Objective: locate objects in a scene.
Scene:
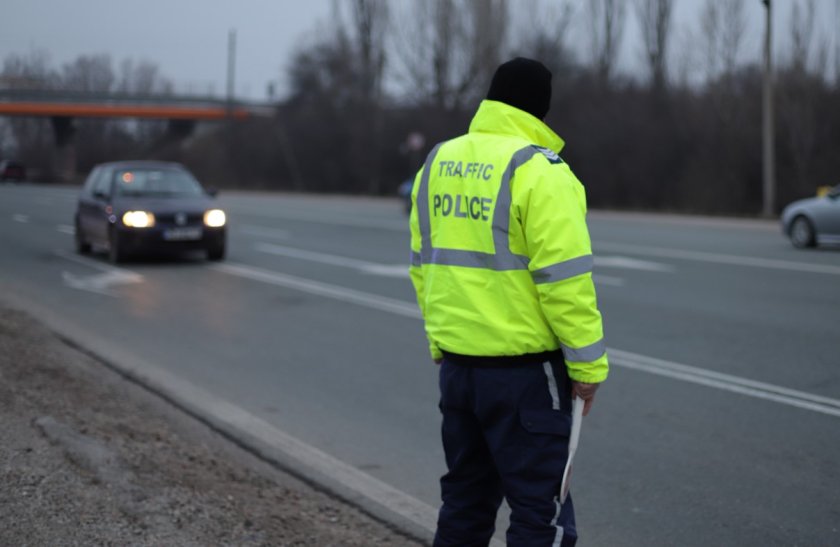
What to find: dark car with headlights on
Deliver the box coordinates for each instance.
[74,161,226,263]
[780,184,840,248]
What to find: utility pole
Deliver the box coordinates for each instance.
[761,0,775,217]
[226,28,237,116]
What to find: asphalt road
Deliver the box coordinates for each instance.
[1,183,838,546]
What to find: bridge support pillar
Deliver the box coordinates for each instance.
[50,116,76,182]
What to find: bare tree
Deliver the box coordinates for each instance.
[587,0,626,82]
[61,54,114,93]
[720,0,745,78]
[344,0,390,193]
[635,0,674,90]
[287,31,356,106]
[790,0,815,73]
[700,0,721,80]
[700,0,745,82]
[780,0,824,194]
[469,0,507,91]
[430,0,459,108]
[1,49,58,89]
[291,2,388,107]
[513,0,576,76]
[392,0,508,110]
[345,0,389,104]
[285,2,393,193]
[116,59,173,95]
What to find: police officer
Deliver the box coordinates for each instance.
[409,58,609,546]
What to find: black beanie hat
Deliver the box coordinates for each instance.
[486,57,552,120]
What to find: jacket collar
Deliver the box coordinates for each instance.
[468,100,565,153]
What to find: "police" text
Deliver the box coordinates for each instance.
[433,194,492,221]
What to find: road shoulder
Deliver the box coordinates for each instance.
[0,304,423,546]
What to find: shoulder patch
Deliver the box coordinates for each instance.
[531,145,564,164]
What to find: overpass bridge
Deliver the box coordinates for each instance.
[0,89,274,180]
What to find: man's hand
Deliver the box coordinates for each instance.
[571,381,600,416]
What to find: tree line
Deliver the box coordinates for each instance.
[2,0,839,214]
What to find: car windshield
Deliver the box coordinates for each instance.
[114,169,204,197]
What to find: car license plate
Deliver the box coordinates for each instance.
[163,227,202,241]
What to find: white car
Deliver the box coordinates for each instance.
[781,185,840,248]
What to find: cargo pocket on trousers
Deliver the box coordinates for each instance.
[520,409,572,437]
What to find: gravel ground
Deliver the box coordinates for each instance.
[0,305,425,546]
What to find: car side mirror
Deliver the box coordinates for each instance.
[206,188,219,197]
[93,190,108,200]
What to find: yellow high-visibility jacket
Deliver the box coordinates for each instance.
[409,100,608,383]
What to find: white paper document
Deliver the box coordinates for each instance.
[560,396,584,504]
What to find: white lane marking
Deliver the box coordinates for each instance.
[817,234,840,245]
[61,270,143,295]
[55,251,143,295]
[595,255,674,273]
[256,242,382,270]
[588,210,778,232]
[238,225,290,240]
[610,349,840,418]
[594,274,625,287]
[595,242,840,275]
[233,206,407,231]
[12,214,30,223]
[359,264,412,278]
[215,263,421,319]
[216,262,840,419]
[256,242,412,279]
[57,224,75,235]
[257,242,626,285]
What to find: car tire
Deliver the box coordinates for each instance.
[207,244,226,261]
[790,216,816,248]
[75,219,91,255]
[109,229,127,263]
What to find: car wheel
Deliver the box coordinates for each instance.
[75,219,91,254]
[790,216,816,248]
[109,229,127,263]
[207,244,226,261]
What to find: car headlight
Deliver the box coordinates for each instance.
[204,209,226,227]
[122,211,155,228]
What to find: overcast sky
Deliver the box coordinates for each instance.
[1,0,838,100]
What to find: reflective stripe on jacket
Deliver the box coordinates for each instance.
[409,100,608,383]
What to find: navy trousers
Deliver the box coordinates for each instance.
[434,354,577,547]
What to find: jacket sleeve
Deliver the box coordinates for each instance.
[519,160,608,383]
[408,169,443,361]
